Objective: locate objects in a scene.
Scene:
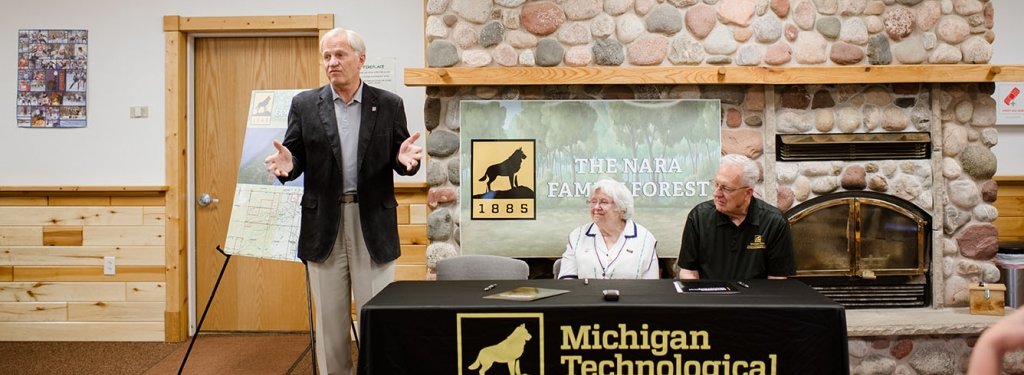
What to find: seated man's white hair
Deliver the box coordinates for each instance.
[720,154,759,188]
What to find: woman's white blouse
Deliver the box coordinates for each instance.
[558,220,659,279]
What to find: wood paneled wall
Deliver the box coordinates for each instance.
[995,176,1024,242]
[0,189,166,341]
[0,184,428,342]
[395,183,429,281]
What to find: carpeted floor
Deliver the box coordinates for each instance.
[0,333,323,375]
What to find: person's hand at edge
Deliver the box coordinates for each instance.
[398,132,423,172]
[968,308,1024,375]
[264,139,293,178]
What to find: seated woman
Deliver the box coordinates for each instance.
[558,178,658,279]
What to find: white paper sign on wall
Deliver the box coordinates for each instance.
[995,82,1024,125]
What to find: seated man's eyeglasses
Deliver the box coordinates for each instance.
[712,181,750,194]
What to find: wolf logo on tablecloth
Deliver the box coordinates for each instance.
[468,323,532,375]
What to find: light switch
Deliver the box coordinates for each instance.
[129,106,149,119]
[103,256,116,275]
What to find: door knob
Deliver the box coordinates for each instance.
[197,193,220,207]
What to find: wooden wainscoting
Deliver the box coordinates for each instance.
[395,182,429,281]
[0,183,427,342]
[0,187,167,341]
[995,176,1024,242]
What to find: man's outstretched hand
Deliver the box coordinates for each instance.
[264,139,294,177]
[398,132,423,172]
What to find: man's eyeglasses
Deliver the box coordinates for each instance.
[586,199,614,208]
[712,181,750,194]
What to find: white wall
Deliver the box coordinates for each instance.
[2,0,1022,185]
[992,0,1024,175]
[0,0,425,185]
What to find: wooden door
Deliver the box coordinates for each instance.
[194,36,319,331]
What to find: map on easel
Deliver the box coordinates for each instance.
[222,89,304,262]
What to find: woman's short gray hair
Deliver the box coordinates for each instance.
[321,28,366,55]
[720,154,760,188]
[590,178,634,220]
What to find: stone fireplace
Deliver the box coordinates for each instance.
[416,0,1018,372]
[768,82,1001,309]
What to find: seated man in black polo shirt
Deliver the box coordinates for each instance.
[677,154,795,280]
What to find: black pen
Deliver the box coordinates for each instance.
[737,281,750,288]
[483,283,497,291]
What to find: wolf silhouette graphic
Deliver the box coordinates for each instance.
[468,323,532,375]
[479,148,527,192]
[253,95,272,115]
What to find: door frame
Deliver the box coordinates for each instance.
[163,14,332,342]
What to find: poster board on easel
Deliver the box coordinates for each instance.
[222,89,304,262]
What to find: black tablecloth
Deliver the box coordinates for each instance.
[357,279,848,375]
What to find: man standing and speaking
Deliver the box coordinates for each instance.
[677,154,795,280]
[264,27,422,375]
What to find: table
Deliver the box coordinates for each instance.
[357,279,848,375]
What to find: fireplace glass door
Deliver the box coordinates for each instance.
[788,195,927,278]
[790,200,852,275]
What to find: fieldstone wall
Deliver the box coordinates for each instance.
[422,81,1004,374]
[849,336,1024,375]
[425,0,994,68]
[418,1,1003,373]
[424,83,1001,305]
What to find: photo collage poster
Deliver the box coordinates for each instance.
[16,29,88,128]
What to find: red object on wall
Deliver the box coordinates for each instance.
[1004,87,1020,105]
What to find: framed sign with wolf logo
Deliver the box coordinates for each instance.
[471,140,536,220]
[460,100,721,258]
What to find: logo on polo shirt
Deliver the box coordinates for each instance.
[457,312,544,375]
[470,139,536,220]
[747,234,767,250]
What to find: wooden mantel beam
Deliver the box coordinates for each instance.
[405,65,1024,86]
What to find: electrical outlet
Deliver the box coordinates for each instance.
[103,256,116,275]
